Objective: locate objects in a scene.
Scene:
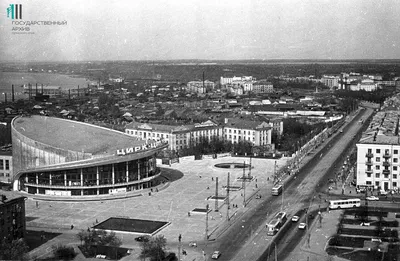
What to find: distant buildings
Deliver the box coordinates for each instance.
[186,81,215,94]
[253,81,274,94]
[0,194,26,242]
[321,75,340,89]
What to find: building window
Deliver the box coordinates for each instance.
[0,160,3,170]
[393,182,397,187]
[376,157,380,162]
[375,181,380,187]
[376,165,380,170]
[366,181,372,185]
[395,150,398,154]
[367,173,372,178]
[394,166,398,171]
[394,174,397,179]
[368,148,372,153]
[376,149,380,153]
[376,173,380,178]
[394,158,398,163]
[5,160,9,170]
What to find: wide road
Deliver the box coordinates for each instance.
[205,107,374,261]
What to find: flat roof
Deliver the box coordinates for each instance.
[13,116,145,156]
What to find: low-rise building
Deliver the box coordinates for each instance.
[253,81,274,93]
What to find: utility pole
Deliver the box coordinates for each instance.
[226,172,230,221]
[215,177,219,212]
[11,85,14,102]
[205,204,209,241]
[243,161,246,207]
[281,183,284,211]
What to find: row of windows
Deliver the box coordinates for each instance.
[365,181,398,187]
[367,148,399,154]
[0,173,10,177]
[367,158,398,163]
[0,160,10,170]
[225,129,255,135]
[367,165,399,171]
[366,173,397,179]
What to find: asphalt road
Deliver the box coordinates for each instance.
[204,107,375,261]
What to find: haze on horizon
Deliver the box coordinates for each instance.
[1,0,399,62]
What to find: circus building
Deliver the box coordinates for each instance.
[11,115,167,198]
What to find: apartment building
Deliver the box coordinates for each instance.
[253,81,274,93]
[125,120,223,151]
[0,150,12,183]
[186,80,215,94]
[125,118,272,151]
[223,118,272,146]
[356,111,400,191]
[0,194,26,242]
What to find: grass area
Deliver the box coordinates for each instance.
[93,217,168,233]
[25,230,62,251]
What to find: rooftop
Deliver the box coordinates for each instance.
[13,116,145,155]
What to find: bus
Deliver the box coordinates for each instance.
[329,198,361,209]
[266,211,287,236]
[271,185,283,196]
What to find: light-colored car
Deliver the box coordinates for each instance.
[211,251,221,259]
[366,196,379,201]
[379,190,388,195]
[298,223,307,229]
[291,215,300,222]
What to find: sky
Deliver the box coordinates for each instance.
[0,0,400,61]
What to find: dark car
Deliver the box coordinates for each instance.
[135,236,150,242]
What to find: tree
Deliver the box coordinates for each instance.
[0,238,29,261]
[76,229,88,246]
[51,244,76,260]
[139,235,167,261]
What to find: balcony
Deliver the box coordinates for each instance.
[365,169,373,174]
[366,152,374,158]
[383,153,391,158]
[383,161,391,167]
[365,161,373,166]
[382,169,390,175]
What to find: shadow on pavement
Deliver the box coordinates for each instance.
[160,168,184,182]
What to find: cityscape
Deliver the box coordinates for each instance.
[1,1,400,261]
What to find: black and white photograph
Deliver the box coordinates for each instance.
[1,0,400,260]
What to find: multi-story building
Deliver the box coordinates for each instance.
[125,120,223,151]
[186,81,215,94]
[253,81,274,93]
[223,118,272,146]
[321,75,340,89]
[0,149,12,184]
[220,76,254,85]
[0,194,26,242]
[349,79,379,92]
[126,118,273,151]
[356,110,400,191]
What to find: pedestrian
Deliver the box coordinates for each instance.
[71,224,74,230]
[188,212,191,217]
[36,201,39,208]
[212,177,214,181]
[96,219,98,223]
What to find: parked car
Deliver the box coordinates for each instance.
[211,251,221,259]
[291,215,300,222]
[379,190,388,195]
[298,223,307,229]
[366,196,379,201]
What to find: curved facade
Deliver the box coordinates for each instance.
[12,116,167,198]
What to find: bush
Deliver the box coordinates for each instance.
[52,244,76,260]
